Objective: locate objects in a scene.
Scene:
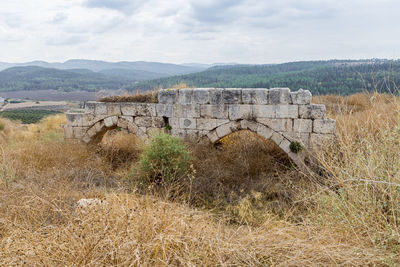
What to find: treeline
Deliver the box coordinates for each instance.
[132,60,400,95]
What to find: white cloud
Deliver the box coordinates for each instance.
[0,0,399,63]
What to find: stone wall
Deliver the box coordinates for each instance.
[64,88,336,165]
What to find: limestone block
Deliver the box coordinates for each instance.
[293,119,313,133]
[171,128,187,139]
[107,103,122,115]
[271,132,284,145]
[299,104,326,119]
[186,130,200,142]
[86,125,98,138]
[180,118,196,129]
[156,104,173,117]
[168,118,180,128]
[196,118,229,130]
[73,127,89,139]
[279,139,291,154]
[222,89,241,104]
[209,88,224,105]
[291,89,312,104]
[257,124,273,139]
[64,125,74,139]
[311,133,335,147]
[128,122,140,135]
[179,89,193,104]
[80,114,105,127]
[216,123,232,138]
[117,116,133,129]
[207,131,219,143]
[268,88,291,104]
[95,102,107,115]
[94,121,104,132]
[229,105,253,120]
[242,88,268,104]
[240,120,259,131]
[193,88,210,104]
[252,105,275,118]
[135,117,153,127]
[152,117,165,128]
[158,89,178,104]
[173,104,200,118]
[66,113,83,127]
[275,105,298,119]
[313,118,336,134]
[200,105,228,119]
[85,102,96,113]
[257,118,292,132]
[104,116,118,127]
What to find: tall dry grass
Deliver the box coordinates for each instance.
[0,93,399,266]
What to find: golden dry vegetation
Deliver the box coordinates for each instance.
[0,93,399,266]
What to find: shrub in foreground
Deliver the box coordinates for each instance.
[132,133,190,189]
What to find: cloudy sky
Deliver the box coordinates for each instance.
[0,0,399,64]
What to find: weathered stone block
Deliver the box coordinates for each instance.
[73,127,89,139]
[179,89,193,104]
[242,88,268,104]
[299,104,326,119]
[85,102,96,113]
[158,89,178,104]
[152,117,165,128]
[200,105,228,119]
[281,132,311,148]
[252,105,275,118]
[180,118,196,129]
[216,123,232,138]
[229,105,253,120]
[257,124,273,139]
[293,119,312,133]
[223,89,241,104]
[171,128,186,139]
[209,88,223,104]
[107,103,122,115]
[66,113,83,127]
[207,131,219,143]
[135,117,153,127]
[240,120,258,131]
[104,116,118,127]
[313,118,336,134]
[173,104,200,118]
[196,118,229,130]
[257,118,292,132]
[275,105,298,119]
[291,89,312,104]
[156,104,173,117]
[193,88,210,104]
[64,125,74,139]
[271,132,284,145]
[147,127,163,136]
[311,133,335,147]
[279,139,291,154]
[95,102,107,115]
[268,88,291,104]
[168,118,180,128]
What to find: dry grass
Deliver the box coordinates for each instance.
[0,93,400,266]
[99,90,159,103]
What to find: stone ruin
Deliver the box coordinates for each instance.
[64,88,336,166]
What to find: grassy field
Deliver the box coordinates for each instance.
[0,93,399,266]
[0,109,61,124]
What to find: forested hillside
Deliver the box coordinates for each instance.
[133,59,400,95]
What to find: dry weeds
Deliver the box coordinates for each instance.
[0,93,399,266]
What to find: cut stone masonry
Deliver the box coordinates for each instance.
[64,88,336,166]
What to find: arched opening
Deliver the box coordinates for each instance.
[188,129,304,216]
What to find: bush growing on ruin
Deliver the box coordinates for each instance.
[132,133,190,190]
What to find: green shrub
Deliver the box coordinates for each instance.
[289,141,302,153]
[133,133,190,188]
[0,109,61,124]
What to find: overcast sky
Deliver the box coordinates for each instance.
[0,0,399,64]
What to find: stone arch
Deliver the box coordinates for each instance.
[82,116,148,145]
[205,120,306,167]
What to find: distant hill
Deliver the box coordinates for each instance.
[0,66,131,92]
[132,59,400,95]
[0,59,206,77]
